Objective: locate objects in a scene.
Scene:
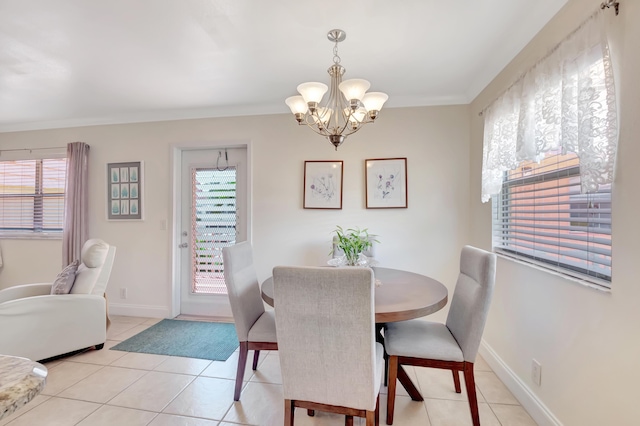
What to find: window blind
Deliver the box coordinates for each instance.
[191,167,237,295]
[492,151,612,286]
[0,159,67,232]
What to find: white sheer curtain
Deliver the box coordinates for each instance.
[481,11,618,202]
[62,142,90,266]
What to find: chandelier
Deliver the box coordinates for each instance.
[285,29,388,150]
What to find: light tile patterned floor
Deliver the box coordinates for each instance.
[1,316,538,426]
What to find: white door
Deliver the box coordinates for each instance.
[179,147,247,317]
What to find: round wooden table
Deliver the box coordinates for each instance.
[260,266,448,402]
[260,266,448,323]
[0,355,48,420]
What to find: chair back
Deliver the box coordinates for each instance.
[445,245,496,363]
[71,239,116,295]
[273,266,377,411]
[222,241,265,342]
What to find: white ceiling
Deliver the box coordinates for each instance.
[0,0,568,133]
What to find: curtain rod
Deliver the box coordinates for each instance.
[0,146,67,155]
[478,2,620,117]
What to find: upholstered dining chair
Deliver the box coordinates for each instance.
[222,241,278,401]
[273,266,383,426]
[384,245,496,426]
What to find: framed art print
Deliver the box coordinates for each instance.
[107,161,143,220]
[365,157,408,209]
[303,160,343,209]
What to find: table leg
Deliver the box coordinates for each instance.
[397,365,423,401]
[375,324,388,386]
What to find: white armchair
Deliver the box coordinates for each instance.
[0,239,116,362]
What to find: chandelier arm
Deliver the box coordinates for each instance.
[336,108,358,135]
[342,124,363,137]
[303,124,330,137]
[301,114,331,137]
[305,110,329,130]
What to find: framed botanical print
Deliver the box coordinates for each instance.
[365,158,408,209]
[303,160,343,209]
[107,161,143,220]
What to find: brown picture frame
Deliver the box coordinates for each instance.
[365,158,408,209]
[303,160,343,209]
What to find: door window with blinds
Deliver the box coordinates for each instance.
[0,158,67,236]
[191,166,237,295]
[492,150,612,286]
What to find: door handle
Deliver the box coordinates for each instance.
[178,243,188,248]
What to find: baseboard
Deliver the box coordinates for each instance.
[108,302,170,318]
[479,341,563,426]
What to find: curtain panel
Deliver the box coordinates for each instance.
[481,11,618,203]
[62,142,90,266]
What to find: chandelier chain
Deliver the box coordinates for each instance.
[333,41,341,65]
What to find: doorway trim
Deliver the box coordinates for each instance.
[169,140,252,318]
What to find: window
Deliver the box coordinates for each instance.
[190,167,237,295]
[492,151,612,285]
[0,158,67,235]
[482,13,617,288]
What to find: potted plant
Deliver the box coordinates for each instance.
[331,226,377,266]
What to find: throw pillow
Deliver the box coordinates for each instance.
[50,259,80,294]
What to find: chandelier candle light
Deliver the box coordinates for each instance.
[285,29,388,150]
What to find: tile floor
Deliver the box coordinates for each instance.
[1,316,539,426]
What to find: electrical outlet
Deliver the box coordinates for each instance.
[120,288,127,299]
[531,359,542,386]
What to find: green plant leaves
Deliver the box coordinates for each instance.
[332,226,376,266]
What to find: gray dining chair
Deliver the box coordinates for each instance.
[384,245,496,426]
[273,266,383,426]
[222,241,278,401]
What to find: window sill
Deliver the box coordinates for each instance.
[494,250,612,294]
[0,232,63,240]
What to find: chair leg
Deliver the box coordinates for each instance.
[234,341,249,401]
[452,369,462,393]
[284,399,294,426]
[384,352,389,386]
[345,415,354,426]
[463,362,480,426]
[252,350,260,370]
[376,324,388,386]
[386,355,399,425]
[375,393,380,426]
[366,409,376,426]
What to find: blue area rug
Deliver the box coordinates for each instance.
[111,319,239,361]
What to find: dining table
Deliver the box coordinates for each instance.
[260,266,448,402]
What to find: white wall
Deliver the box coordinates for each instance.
[0,105,470,323]
[469,1,640,425]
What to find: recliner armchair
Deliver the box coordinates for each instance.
[0,239,116,361]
